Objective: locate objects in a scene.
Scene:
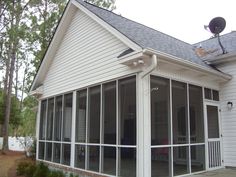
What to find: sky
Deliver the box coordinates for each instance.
[114,0,236,44]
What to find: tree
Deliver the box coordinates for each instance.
[16,96,37,136]
[86,0,116,10]
[1,0,32,152]
[0,0,117,153]
[0,89,22,136]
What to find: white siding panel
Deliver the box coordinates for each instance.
[42,9,134,98]
[218,59,236,167]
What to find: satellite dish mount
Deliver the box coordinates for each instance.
[207,17,227,54]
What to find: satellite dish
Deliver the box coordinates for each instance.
[209,17,226,35]
[204,17,227,54]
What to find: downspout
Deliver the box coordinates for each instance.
[138,54,157,177]
[141,54,158,78]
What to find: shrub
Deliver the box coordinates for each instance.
[16,162,31,175]
[48,170,65,177]
[25,164,37,177]
[69,173,78,177]
[32,162,49,177]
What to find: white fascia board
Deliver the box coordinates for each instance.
[71,0,142,51]
[30,2,77,92]
[144,48,232,81]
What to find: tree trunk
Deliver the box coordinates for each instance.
[2,44,17,152]
[15,55,19,98]
[20,61,28,110]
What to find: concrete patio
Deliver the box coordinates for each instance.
[190,168,236,177]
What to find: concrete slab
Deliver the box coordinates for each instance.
[190,168,236,177]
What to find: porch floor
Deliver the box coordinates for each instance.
[190,168,236,177]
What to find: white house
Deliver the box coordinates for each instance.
[30,0,236,176]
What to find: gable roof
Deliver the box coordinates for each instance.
[31,0,233,92]
[195,31,236,58]
[76,0,209,68]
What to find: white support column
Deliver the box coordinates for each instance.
[36,100,41,160]
[137,73,151,177]
[71,91,77,167]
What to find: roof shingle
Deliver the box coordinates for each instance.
[76,0,210,67]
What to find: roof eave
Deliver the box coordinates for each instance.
[144,48,232,81]
[204,52,236,65]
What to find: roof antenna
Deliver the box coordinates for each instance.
[204,17,227,54]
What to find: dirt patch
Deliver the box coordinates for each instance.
[0,150,26,177]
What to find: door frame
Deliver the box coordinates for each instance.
[204,101,223,170]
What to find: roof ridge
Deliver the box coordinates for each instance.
[82,0,193,47]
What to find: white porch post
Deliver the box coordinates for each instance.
[137,73,151,177]
[36,100,41,160]
[71,91,77,167]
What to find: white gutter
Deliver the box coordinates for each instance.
[140,54,158,78]
[143,48,232,81]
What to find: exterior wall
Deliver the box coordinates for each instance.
[42,8,137,98]
[218,59,236,167]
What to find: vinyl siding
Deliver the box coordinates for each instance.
[218,59,236,167]
[42,9,135,98]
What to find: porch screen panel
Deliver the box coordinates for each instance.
[191,145,205,172]
[63,93,73,142]
[38,142,45,160]
[53,143,61,163]
[39,100,47,140]
[54,96,62,141]
[120,147,136,177]
[189,85,204,143]
[76,89,87,143]
[151,147,170,177]
[75,145,85,169]
[103,81,116,144]
[119,76,136,145]
[172,81,188,144]
[45,142,52,161]
[62,143,71,165]
[207,105,219,138]
[88,86,101,143]
[151,76,170,145]
[46,98,54,140]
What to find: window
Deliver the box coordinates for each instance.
[204,88,219,101]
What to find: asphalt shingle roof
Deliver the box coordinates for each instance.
[76,0,210,68]
[194,31,236,58]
